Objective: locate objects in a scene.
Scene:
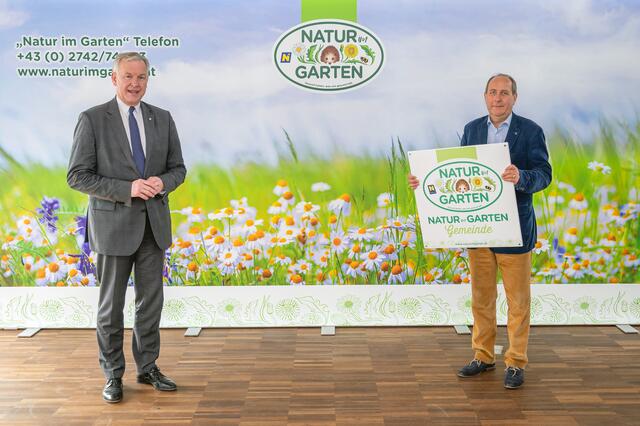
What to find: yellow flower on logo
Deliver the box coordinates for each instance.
[472,177,483,187]
[344,44,358,59]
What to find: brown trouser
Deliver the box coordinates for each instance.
[468,248,532,369]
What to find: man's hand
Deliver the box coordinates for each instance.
[147,176,164,194]
[131,179,157,200]
[408,173,420,190]
[502,164,520,185]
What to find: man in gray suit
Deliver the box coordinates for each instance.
[67,52,186,403]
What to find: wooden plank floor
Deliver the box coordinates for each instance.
[1,326,639,425]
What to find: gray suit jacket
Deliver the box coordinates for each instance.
[67,97,186,256]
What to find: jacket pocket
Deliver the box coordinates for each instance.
[92,199,116,211]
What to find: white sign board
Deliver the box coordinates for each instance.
[408,144,522,248]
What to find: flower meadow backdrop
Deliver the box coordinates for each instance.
[1,133,639,288]
[0,0,639,327]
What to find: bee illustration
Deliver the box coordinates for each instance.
[360,56,369,64]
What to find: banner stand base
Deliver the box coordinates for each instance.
[616,324,639,334]
[184,327,202,337]
[17,328,41,338]
[454,325,471,335]
[321,326,335,336]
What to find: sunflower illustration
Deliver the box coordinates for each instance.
[344,43,358,59]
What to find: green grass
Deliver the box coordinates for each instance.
[1,121,639,286]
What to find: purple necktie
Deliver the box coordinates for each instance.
[128,106,145,176]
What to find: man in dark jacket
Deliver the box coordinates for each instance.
[409,74,552,389]
[68,52,186,403]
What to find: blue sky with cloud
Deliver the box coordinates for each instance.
[1,0,639,166]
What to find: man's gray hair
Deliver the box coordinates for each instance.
[484,73,517,96]
[112,52,149,73]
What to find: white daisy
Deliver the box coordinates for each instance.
[557,182,576,193]
[274,254,292,266]
[387,263,406,284]
[422,267,443,285]
[329,232,350,254]
[564,228,579,244]
[290,260,312,275]
[328,194,351,217]
[292,43,307,56]
[177,206,205,223]
[45,261,65,283]
[294,201,320,216]
[377,193,393,208]
[267,200,288,215]
[311,250,330,268]
[273,180,290,196]
[344,260,366,278]
[349,226,375,242]
[533,238,550,254]
[361,248,384,271]
[79,273,96,287]
[289,273,305,285]
[587,161,612,175]
[568,193,588,210]
[311,182,331,192]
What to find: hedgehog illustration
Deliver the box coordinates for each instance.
[455,179,470,193]
[320,45,340,64]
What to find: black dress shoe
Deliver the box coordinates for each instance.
[137,367,177,391]
[504,366,525,389]
[103,378,123,403]
[457,359,496,378]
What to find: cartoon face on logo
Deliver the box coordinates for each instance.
[455,179,470,193]
[320,45,340,64]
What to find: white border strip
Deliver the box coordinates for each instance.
[1,285,639,328]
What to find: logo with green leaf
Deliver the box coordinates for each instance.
[423,161,504,212]
[274,20,384,92]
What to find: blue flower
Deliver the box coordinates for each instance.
[74,215,87,237]
[36,197,60,233]
[69,242,96,276]
[552,237,566,263]
[163,250,174,285]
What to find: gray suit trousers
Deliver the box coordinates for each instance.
[96,215,164,379]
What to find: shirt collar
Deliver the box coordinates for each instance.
[115,95,141,115]
[487,112,512,129]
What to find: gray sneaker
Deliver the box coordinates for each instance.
[504,366,525,389]
[457,359,496,378]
